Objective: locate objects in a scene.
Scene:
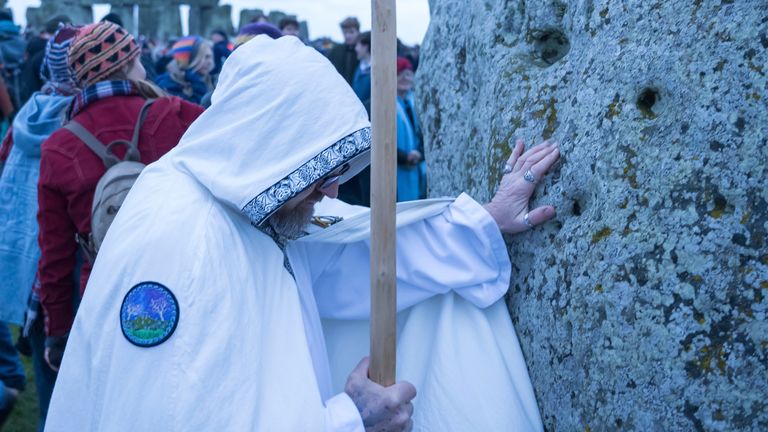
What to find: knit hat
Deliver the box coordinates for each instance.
[396,57,413,75]
[41,24,79,95]
[68,21,140,87]
[170,36,203,69]
[235,23,282,48]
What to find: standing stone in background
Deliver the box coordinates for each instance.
[418,0,767,430]
[26,1,93,29]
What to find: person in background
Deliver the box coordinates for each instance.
[395,57,425,201]
[0,25,80,431]
[36,21,203,375]
[250,14,269,24]
[200,23,282,109]
[0,10,25,117]
[210,29,232,77]
[279,17,302,40]
[234,22,282,48]
[154,36,214,105]
[0,323,24,428]
[138,36,157,82]
[20,14,71,104]
[326,17,360,85]
[338,31,372,206]
[351,31,371,109]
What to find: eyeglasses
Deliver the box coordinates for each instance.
[318,163,350,190]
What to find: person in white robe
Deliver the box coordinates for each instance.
[44,35,560,431]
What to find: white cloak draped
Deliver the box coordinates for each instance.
[45,35,543,431]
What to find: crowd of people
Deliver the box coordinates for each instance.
[0,6,559,432]
[0,10,428,430]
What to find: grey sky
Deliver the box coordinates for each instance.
[6,0,431,45]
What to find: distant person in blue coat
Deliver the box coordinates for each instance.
[351,31,371,108]
[395,56,426,201]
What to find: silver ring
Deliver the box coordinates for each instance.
[523,169,536,183]
[524,212,533,228]
[502,163,513,174]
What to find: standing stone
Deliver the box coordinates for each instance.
[26,0,92,28]
[108,5,134,34]
[418,0,767,430]
[138,3,181,41]
[198,4,233,37]
[239,9,265,30]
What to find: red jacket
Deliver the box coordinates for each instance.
[37,95,203,336]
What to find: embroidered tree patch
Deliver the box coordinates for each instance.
[120,281,179,347]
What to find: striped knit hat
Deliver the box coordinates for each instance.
[170,36,202,69]
[41,24,79,95]
[68,21,140,87]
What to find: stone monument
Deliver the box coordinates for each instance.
[25,0,234,40]
[24,1,309,42]
[419,0,766,430]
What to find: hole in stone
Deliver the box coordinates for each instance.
[572,200,582,216]
[532,29,570,66]
[636,88,660,119]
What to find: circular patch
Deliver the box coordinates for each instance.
[120,281,179,347]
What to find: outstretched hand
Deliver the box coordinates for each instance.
[345,357,416,431]
[484,139,560,234]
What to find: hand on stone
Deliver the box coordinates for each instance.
[483,139,560,234]
[344,357,416,432]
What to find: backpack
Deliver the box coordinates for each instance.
[64,99,155,262]
[0,33,26,113]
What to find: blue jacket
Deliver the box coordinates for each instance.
[396,91,426,202]
[0,92,72,324]
[155,70,210,105]
[352,62,371,105]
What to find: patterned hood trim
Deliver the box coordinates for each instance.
[242,127,371,226]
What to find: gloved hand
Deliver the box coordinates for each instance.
[345,357,416,432]
[44,335,68,372]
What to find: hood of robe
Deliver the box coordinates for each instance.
[169,35,371,226]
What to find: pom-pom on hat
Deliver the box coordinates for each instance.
[396,56,413,75]
[68,21,140,87]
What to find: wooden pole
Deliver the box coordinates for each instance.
[369,0,397,386]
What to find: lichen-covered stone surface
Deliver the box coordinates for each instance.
[417,1,767,430]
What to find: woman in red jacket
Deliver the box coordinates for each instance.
[37,21,204,369]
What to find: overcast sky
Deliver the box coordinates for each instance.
[6,0,431,45]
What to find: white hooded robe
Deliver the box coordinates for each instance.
[45,36,543,431]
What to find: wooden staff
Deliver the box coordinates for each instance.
[369,0,397,386]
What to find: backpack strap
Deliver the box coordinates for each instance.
[63,121,119,167]
[124,98,156,159]
[64,99,156,168]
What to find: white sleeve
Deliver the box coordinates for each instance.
[310,193,511,319]
[325,392,364,432]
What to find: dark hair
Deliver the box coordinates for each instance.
[278,17,299,30]
[249,14,268,23]
[339,17,360,31]
[211,29,227,39]
[357,31,371,47]
[101,13,124,27]
[45,14,71,34]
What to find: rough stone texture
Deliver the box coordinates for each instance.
[418,0,767,430]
